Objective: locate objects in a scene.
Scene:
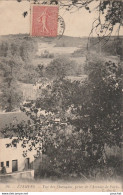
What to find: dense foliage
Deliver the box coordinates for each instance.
[0,37,38,111]
[3,53,122,179]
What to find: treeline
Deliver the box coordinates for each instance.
[0,36,38,83]
[0,36,38,111]
[0,36,37,61]
[72,36,123,58]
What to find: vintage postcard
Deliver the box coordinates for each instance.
[0,0,123,192]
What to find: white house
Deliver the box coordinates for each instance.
[0,137,42,180]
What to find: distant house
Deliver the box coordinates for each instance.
[0,112,42,180]
[0,137,42,180]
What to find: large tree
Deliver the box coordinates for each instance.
[0,36,39,111]
[0,57,23,112]
[45,56,80,79]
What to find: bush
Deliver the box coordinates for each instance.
[1,166,6,174]
[40,50,54,58]
[34,155,61,179]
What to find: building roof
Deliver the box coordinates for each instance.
[0,111,29,138]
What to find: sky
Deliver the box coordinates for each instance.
[0,0,122,37]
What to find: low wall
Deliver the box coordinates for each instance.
[0,169,34,181]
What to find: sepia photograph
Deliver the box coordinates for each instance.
[0,0,122,192]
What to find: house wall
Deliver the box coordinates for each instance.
[0,138,42,174]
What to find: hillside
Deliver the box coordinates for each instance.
[0,34,88,47]
[0,33,122,113]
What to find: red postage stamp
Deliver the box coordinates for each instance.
[31,5,59,37]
